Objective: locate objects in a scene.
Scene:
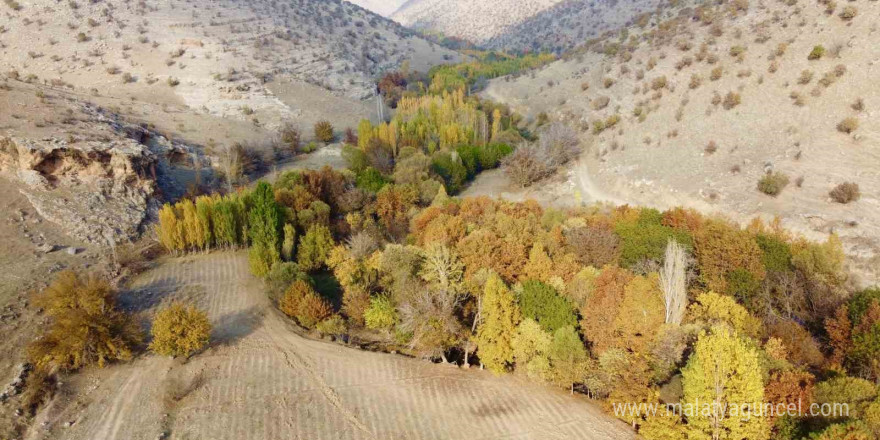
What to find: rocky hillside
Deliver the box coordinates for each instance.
[345,0,408,17]
[387,0,662,52]
[391,0,563,46]
[485,0,665,53]
[482,0,880,285]
[0,0,458,127]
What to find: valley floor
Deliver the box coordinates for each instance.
[28,252,636,440]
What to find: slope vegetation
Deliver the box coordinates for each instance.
[482,0,880,284]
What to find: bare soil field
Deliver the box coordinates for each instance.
[27,252,637,440]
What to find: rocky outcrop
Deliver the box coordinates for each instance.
[0,136,158,244]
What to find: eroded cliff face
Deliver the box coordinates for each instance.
[0,136,158,244]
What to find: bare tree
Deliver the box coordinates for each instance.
[219,143,241,193]
[660,239,689,325]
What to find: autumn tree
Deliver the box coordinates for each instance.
[476,274,521,374]
[28,271,141,372]
[512,318,552,380]
[279,280,332,329]
[150,303,212,358]
[682,326,769,440]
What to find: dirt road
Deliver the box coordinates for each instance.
[29,252,637,440]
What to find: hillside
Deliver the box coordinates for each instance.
[0,0,459,134]
[387,0,663,53]
[345,0,409,17]
[391,0,564,46]
[481,0,880,285]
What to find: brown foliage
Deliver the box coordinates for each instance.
[279,280,332,329]
[767,320,825,368]
[579,266,634,354]
[564,225,621,267]
[694,220,766,293]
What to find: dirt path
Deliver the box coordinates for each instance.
[29,252,637,440]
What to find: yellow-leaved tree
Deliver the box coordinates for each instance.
[476,274,521,374]
[150,303,212,358]
[682,326,769,440]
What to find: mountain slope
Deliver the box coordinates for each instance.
[344,0,409,16]
[485,0,665,53]
[0,0,459,128]
[482,0,880,284]
[391,0,565,46]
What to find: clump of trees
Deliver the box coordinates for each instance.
[150,303,212,358]
[503,122,581,187]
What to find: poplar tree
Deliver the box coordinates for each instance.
[248,182,283,277]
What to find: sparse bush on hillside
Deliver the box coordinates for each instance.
[798,70,814,84]
[758,172,790,196]
[651,76,667,90]
[710,66,723,81]
[689,74,703,89]
[837,117,859,134]
[722,92,741,110]
[280,122,301,154]
[591,96,610,110]
[808,45,826,60]
[150,303,212,358]
[314,120,334,143]
[839,5,857,20]
[829,182,860,204]
[167,77,180,87]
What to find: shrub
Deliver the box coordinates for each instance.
[503,144,549,187]
[279,280,332,329]
[837,117,859,134]
[315,315,347,335]
[565,225,621,267]
[314,120,334,143]
[431,152,468,194]
[280,123,301,153]
[758,172,790,196]
[755,234,794,273]
[364,295,397,330]
[651,76,668,90]
[798,70,814,84]
[591,96,610,110]
[808,45,825,60]
[830,182,860,204]
[722,92,741,110]
[167,77,180,87]
[710,66,723,81]
[478,143,513,169]
[839,5,857,20]
[28,271,141,371]
[355,167,390,193]
[150,303,211,358]
[614,210,693,267]
[518,280,578,334]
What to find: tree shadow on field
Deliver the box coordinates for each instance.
[212,306,264,346]
[119,278,184,314]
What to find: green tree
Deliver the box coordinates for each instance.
[297,224,335,271]
[682,326,769,440]
[150,303,212,358]
[195,195,215,249]
[248,182,283,276]
[364,295,397,330]
[517,280,578,334]
[548,325,589,393]
[476,274,521,374]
